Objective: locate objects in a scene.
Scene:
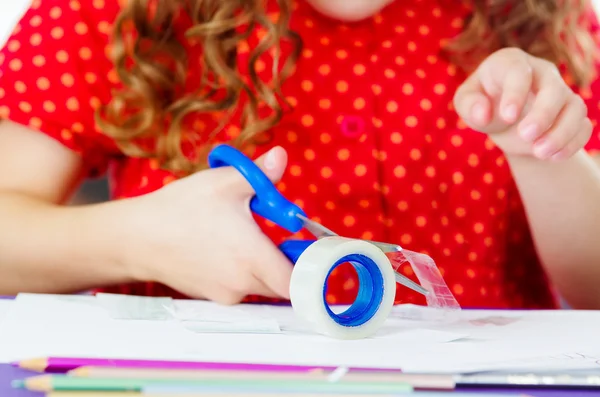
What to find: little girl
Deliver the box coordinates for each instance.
[1,0,600,310]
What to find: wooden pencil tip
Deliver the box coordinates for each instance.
[11,379,24,388]
[16,357,49,372]
[23,375,53,392]
[67,367,85,376]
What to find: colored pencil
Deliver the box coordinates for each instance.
[14,357,397,374]
[143,385,531,397]
[14,374,414,393]
[69,367,597,391]
[67,366,455,390]
[44,394,398,397]
[64,365,600,390]
[47,394,140,397]
[44,393,521,397]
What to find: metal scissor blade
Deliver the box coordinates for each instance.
[296,214,338,239]
[366,240,429,296]
[363,240,402,253]
[295,216,429,296]
[395,273,430,296]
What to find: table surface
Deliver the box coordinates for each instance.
[2,296,600,396]
[1,365,42,397]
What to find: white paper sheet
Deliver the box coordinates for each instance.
[169,299,283,334]
[96,293,175,321]
[0,299,12,326]
[0,294,465,368]
[1,294,600,374]
[95,293,281,333]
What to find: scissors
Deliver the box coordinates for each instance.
[207,144,428,296]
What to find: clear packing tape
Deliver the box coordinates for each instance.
[289,237,462,339]
[387,249,461,311]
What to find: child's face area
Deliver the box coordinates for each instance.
[305,0,395,21]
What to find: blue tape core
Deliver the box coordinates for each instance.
[323,254,384,327]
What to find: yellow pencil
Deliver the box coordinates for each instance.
[67,366,453,389]
[68,366,455,390]
[46,393,396,397]
[46,393,139,397]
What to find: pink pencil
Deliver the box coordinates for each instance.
[13,357,400,374]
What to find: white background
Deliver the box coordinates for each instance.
[1,1,30,45]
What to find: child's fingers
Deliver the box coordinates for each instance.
[250,276,287,299]
[518,73,570,143]
[212,260,288,303]
[497,61,533,123]
[252,237,293,299]
[531,95,589,160]
[551,118,593,160]
[467,93,492,128]
[453,78,492,128]
[228,273,283,300]
[216,146,288,197]
[201,283,246,306]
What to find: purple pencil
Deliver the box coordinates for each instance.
[13,357,400,374]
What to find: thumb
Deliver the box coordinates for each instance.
[225,146,288,196]
[256,146,288,183]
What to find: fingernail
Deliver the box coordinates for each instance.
[502,104,518,122]
[551,150,566,161]
[533,141,554,159]
[264,148,277,170]
[472,102,487,124]
[520,124,538,142]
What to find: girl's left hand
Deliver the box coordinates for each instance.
[453,47,593,161]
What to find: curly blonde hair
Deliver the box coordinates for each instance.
[96,0,599,175]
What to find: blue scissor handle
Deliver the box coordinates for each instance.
[278,239,316,264]
[207,144,306,233]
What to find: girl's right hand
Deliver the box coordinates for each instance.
[124,146,294,304]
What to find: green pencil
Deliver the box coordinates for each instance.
[14,374,414,394]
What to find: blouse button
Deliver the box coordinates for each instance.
[340,115,365,138]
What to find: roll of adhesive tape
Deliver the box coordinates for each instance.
[289,236,396,339]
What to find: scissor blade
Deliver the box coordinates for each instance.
[365,240,429,295]
[296,214,338,239]
[295,216,429,296]
[395,273,430,296]
[364,240,402,253]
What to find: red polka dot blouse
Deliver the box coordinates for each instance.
[2,0,600,309]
